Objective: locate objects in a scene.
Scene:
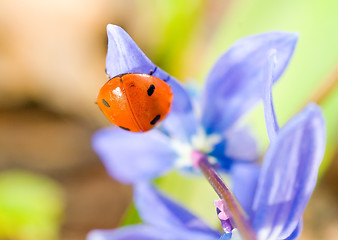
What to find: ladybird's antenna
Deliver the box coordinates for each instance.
[105,68,111,79]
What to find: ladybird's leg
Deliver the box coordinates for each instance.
[149,66,158,76]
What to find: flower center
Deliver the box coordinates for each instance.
[171,127,222,168]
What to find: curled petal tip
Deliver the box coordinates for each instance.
[293,103,325,133]
[107,23,121,32]
[105,24,154,79]
[87,230,105,240]
[303,102,323,113]
[286,32,299,42]
[266,31,298,44]
[106,24,132,39]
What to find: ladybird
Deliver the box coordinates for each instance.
[97,73,173,132]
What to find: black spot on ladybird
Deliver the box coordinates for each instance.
[102,99,110,107]
[147,84,155,96]
[119,126,130,131]
[150,114,161,125]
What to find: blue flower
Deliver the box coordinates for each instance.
[90,27,326,239]
[93,24,298,185]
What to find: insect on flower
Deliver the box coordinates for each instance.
[89,24,327,240]
[97,72,173,132]
[93,24,299,185]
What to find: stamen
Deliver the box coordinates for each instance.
[214,200,233,233]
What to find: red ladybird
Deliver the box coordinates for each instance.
[97,73,173,132]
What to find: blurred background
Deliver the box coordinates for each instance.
[0,0,337,239]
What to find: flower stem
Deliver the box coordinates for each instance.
[194,151,257,240]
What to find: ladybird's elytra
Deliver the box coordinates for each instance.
[97,73,173,132]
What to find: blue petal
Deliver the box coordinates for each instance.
[251,104,325,240]
[219,229,242,240]
[106,24,196,141]
[92,128,177,184]
[218,233,232,240]
[88,224,219,240]
[134,182,221,238]
[106,24,156,79]
[87,225,168,240]
[263,50,280,142]
[160,76,198,142]
[224,127,258,161]
[210,127,258,170]
[230,163,260,218]
[283,220,302,240]
[87,225,197,240]
[202,32,298,134]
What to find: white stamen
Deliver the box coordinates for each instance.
[171,140,193,168]
[172,126,222,168]
[191,127,222,153]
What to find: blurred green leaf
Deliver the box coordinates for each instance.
[120,202,142,226]
[137,0,205,77]
[0,170,64,240]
